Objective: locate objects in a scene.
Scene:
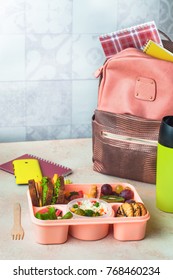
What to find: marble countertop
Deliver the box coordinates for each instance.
[0,138,172,260]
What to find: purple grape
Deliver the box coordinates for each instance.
[125,199,135,204]
[119,189,134,201]
[101,184,113,195]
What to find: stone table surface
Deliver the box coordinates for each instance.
[0,138,172,260]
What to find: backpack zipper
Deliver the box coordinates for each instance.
[102,131,158,146]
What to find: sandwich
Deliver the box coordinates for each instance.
[28,174,65,207]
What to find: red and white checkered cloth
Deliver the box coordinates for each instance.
[99,21,162,58]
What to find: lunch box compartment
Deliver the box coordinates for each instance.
[33,224,69,244]
[113,215,149,241]
[27,182,150,244]
[69,223,110,241]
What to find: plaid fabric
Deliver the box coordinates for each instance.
[99,21,162,58]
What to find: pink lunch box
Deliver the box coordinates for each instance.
[27,182,150,244]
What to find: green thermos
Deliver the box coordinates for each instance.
[156,116,173,212]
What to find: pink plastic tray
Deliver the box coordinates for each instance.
[27,182,150,244]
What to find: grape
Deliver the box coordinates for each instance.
[115,185,124,194]
[119,188,134,200]
[101,184,113,195]
[125,199,135,204]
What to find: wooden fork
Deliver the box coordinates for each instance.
[11,203,24,240]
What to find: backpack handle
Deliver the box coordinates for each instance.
[159,29,172,42]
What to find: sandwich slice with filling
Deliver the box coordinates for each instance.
[28,174,65,207]
[51,174,65,204]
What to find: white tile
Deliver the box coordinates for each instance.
[2,0,173,144]
[117,0,160,29]
[26,81,72,126]
[0,35,25,81]
[0,0,25,34]
[0,127,26,143]
[72,80,98,125]
[71,124,92,138]
[72,34,105,79]
[26,34,72,80]
[0,82,25,126]
[73,0,117,34]
[26,0,72,33]
[26,125,71,141]
[159,0,173,34]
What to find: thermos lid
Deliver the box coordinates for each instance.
[159,116,173,148]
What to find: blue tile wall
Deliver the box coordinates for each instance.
[0,0,172,142]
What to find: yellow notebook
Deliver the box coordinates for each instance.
[143,40,173,62]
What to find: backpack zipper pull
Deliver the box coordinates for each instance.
[94,66,103,78]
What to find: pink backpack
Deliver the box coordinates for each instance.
[95,48,173,120]
[92,47,173,183]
